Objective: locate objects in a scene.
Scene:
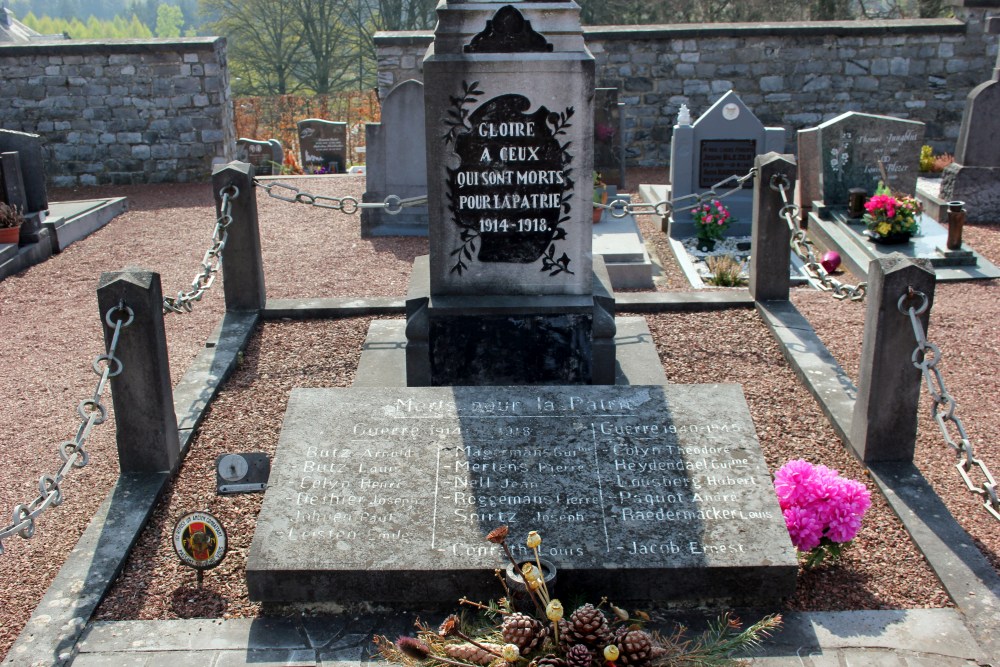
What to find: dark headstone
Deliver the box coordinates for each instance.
[593,88,624,189]
[297,119,347,174]
[669,91,784,237]
[804,112,924,210]
[246,385,797,604]
[0,152,27,211]
[235,138,283,176]
[0,129,47,214]
[362,80,428,237]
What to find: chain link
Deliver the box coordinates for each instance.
[0,302,134,554]
[769,174,867,302]
[901,289,1000,522]
[162,185,238,314]
[255,179,427,216]
[597,168,758,219]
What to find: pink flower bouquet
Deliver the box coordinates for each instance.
[692,199,733,244]
[773,459,871,567]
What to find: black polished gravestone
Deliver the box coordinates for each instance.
[297,119,348,174]
[246,385,797,604]
[407,0,614,386]
[235,138,283,176]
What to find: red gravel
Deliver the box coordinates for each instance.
[1,172,997,658]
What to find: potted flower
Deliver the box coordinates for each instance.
[692,199,732,252]
[862,183,921,244]
[593,171,607,224]
[0,202,23,245]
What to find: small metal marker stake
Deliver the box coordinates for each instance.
[172,511,227,588]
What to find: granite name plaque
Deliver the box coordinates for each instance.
[698,140,756,189]
[446,88,574,272]
[247,385,796,604]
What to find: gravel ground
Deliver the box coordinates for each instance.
[1,171,997,658]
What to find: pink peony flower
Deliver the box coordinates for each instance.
[773,459,871,552]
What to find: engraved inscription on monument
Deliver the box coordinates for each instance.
[699,140,756,189]
[445,85,575,276]
[247,385,797,603]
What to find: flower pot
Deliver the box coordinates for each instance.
[592,205,603,224]
[0,226,20,244]
[696,237,716,252]
[505,558,556,611]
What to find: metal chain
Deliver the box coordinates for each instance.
[254,179,427,215]
[770,174,867,302]
[901,289,1000,522]
[597,168,758,219]
[162,185,238,314]
[0,302,134,554]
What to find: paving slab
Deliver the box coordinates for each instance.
[44,198,128,252]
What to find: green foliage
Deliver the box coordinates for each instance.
[919,145,935,172]
[705,255,748,287]
[155,3,184,37]
[22,11,153,38]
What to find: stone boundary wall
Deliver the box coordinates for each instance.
[0,37,234,187]
[376,8,998,168]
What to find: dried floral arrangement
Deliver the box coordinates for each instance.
[376,527,782,667]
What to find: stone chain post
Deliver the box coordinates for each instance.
[212,161,266,312]
[749,152,797,302]
[850,254,936,462]
[97,270,181,473]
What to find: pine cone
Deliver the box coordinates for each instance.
[565,644,593,667]
[532,655,567,667]
[502,612,549,654]
[567,604,611,647]
[446,642,503,666]
[618,630,653,667]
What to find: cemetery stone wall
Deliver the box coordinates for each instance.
[376,6,997,167]
[0,37,234,187]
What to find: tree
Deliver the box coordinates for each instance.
[155,3,184,36]
[202,0,306,95]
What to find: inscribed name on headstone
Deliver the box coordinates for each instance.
[235,138,283,176]
[668,91,784,237]
[424,2,595,296]
[297,119,347,174]
[814,111,924,207]
[246,385,797,603]
[362,79,428,237]
[594,88,624,189]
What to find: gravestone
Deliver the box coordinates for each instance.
[0,129,48,244]
[798,111,924,215]
[939,16,1000,223]
[408,0,615,385]
[246,385,798,604]
[0,152,27,211]
[361,79,428,237]
[668,91,784,238]
[235,138,283,176]
[297,119,348,174]
[594,88,625,189]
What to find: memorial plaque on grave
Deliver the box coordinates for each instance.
[815,111,924,208]
[297,119,347,174]
[447,91,572,265]
[235,138,283,176]
[698,140,756,189]
[247,385,797,604]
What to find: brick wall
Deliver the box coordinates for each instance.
[375,6,998,167]
[0,37,234,186]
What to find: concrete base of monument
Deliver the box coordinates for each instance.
[245,384,798,606]
[807,206,1000,282]
[404,256,618,386]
